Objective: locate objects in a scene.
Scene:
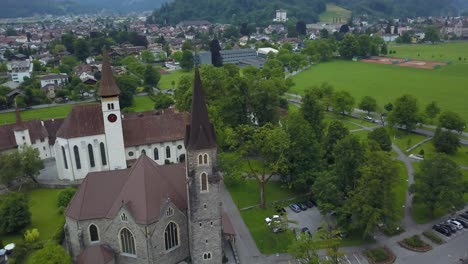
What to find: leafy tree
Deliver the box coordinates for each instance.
[344,151,399,237]
[432,128,461,154]
[288,234,321,264]
[397,31,413,44]
[339,34,358,59]
[380,43,388,55]
[171,51,183,62]
[296,21,307,36]
[61,33,75,53]
[388,95,420,131]
[301,88,325,140]
[320,28,329,39]
[0,192,31,233]
[210,39,223,67]
[318,222,344,263]
[181,40,193,51]
[144,65,161,87]
[0,147,43,185]
[218,152,245,188]
[313,171,344,213]
[339,24,350,33]
[73,38,90,61]
[29,243,72,264]
[368,127,392,151]
[0,151,22,186]
[154,93,175,109]
[21,146,44,183]
[24,228,40,243]
[284,112,321,191]
[115,74,138,109]
[411,154,465,217]
[248,79,281,125]
[424,26,440,43]
[425,101,441,123]
[57,188,77,208]
[323,120,349,164]
[140,50,155,63]
[174,75,193,111]
[332,90,355,115]
[358,96,377,114]
[357,34,372,57]
[438,111,466,133]
[180,50,194,71]
[384,102,393,112]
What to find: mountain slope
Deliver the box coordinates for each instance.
[77,0,168,12]
[0,0,84,18]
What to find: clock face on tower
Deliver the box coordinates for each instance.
[107,114,117,123]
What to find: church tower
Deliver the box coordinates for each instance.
[99,51,126,170]
[13,105,31,149]
[185,67,223,264]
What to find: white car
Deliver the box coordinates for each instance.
[448,220,463,230]
[265,217,272,225]
[364,115,373,122]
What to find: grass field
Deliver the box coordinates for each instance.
[409,140,468,166]
[389,42,468,64]
[319,4,351,23]
[394,161,408,220]
[0,189,64,245]
[158,70,192,89]
[291,59,468,122]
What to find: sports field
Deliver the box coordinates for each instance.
[291,59,468,122]
[389,42,468,64]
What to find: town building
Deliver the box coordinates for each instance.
[194,49,266,68]
[7,59,33,83]
[273,9,288,22]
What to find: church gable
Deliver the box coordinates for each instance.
[56,104,105,139]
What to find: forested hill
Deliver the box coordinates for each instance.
[331,0,457,17]
[0,0,84,18]
[148,0,327,25]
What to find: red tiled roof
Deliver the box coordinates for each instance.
[77,245,114,264]
[56,104,104,139]
[0,119,49,151]
[43,118,64,145]
[66,155,187,225]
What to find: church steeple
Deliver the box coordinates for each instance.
[98,50,120,98]
[184,66,217,150]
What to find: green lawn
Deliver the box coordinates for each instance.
[389,42,468,64]
[0,104,74,125]
[350,130,369,140]
[240,207,295,254]
[290,60,468,122]
[1,189,64,245]
[319,4,351,23]
[390,131,429,153]
[227,180,298,209]
[409,141,468,166]
[158,70,192,89]
[131,96,155,112]
[394,161,408,221]
[463,170,468,202]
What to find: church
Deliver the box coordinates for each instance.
[63,55,232,263]
[0,52,189,181]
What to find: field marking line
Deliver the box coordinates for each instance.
[344,255,352,264]
[353,253,362,264]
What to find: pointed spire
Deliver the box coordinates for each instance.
[98,50,121,97]
[185,66,217,150]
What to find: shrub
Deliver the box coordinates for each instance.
[24,228,40,243]
[0,192,31,234]
[423,231,444,244]
[52,218,66,245]
[57,188,77,208]
[365,247,389,262]
[419,149,425,156]
[29,243,72,264]
[403,235,425,248]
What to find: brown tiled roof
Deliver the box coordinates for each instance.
[98,51,120,97]
[56,104,104,139]
[185,66,217,150]
[122,112,190,147]
[222,212,236,236]
[77,245,114,264]
[0,123,18,151]
[66,155,187,225]
[43,118,64,145]
[0,119,49,151]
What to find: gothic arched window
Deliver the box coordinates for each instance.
[89,224,99,242]
[88,144,95,168]
[100,142,107,166]
[166,146,171,159]
[154,148,159,160]
[61,146,68,169]
[201,173,208,192]
[141,149,146,156]
[203,154,208,164]
[120,228,136,256]
[164,222,179,251]
[73,146,81,169]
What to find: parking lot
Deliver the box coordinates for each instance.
[285,205,323,233]
[321,253,369,264]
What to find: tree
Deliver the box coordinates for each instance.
[332,90,355,115]
[0,147,43,185]
[323,121,349,164]
[29,243,72,264]
[344,151,399,237]
[425,101,441,124]
[388,95,420,131]
[296,21,307,36]
[384,102,393,112]
[21,146,44,183]
[301,88,325,140]
[313,171,344,213]
[210,39,223,67]
[171,51,183,62]
[180,50,194,71]
[73,38,90,61]
[339,24,350,34]
[57,188,77,208]
[288,234,321,264]
[0,192,31,234]
[424,26,440,43]
[438,111,466,133]
[140,50,155,63]
[411,154,465,217]
[218,152,245,188]
[380,43,388,55]
[144,65,161,87]
[320,28,329,39]
[24,228,40,243]
[233,124,290,209]
[432,128,461,155]
[115,75,138,109]
[174,75,193,111]
[154,93,175,109]
[368,127,392,151]
[339,34,358,59]
[358,96,377,114]
[181,40,193,51]
[0,151,22,186]
[357,34,372,57]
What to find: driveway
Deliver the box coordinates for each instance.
[286,206,323,234]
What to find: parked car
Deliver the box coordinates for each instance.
[448,220,463,230]
[309,199,317,207]
[364,115,373,122]
[433,224,452,236]
[451,218,468,228]
[298,203,308,211]
[289,204,301,213]
[437,224,453,235]
[276,207,286,215]
[265,217,272,225]
[460,213,468,220]
[442,223,457,233]
[304,200,314,208]
[301,227,312,237]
